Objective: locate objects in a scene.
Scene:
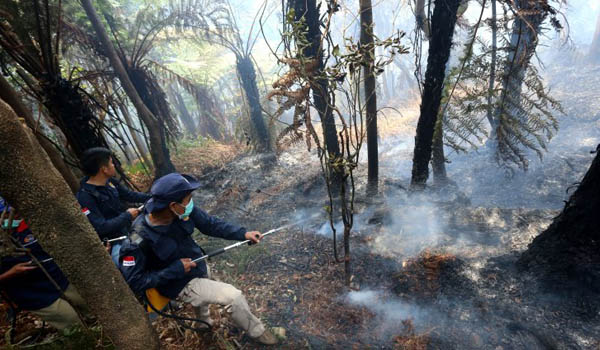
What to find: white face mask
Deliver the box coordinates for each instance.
[1,219,22,229]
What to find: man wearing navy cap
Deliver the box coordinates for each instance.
[119,173,278,345]
[0,197,89,330]
[76,147,150,265]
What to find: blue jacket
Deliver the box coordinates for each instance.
[76,177,151,240]
[118,207,246,299]
[0,223,69,310]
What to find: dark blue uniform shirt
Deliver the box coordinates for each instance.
[118,207,246,299]
[76,177,151,240]
[0,223,69,310]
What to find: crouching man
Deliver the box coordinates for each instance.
[118,173,278,345]
[0,198,89,331]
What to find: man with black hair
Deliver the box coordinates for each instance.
[76,147,151,264]
[119,173,278,345]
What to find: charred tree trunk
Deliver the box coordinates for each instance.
[236,55,270,151]
[0,74,79,193]
[410,0,460,190]
[487,0,498,134]
[360,0,379,195]
[519,146,600,291]
[168,85,197,138]
[589,11,600,63]
[431,118,447,186]
[127,68,177,176]
[292,0,341,159]
[0,99,159,349]
[80,0,175,178]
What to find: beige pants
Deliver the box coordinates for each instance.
[177,278,266,338]
[30,285,88,331]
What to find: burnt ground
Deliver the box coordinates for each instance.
[152,145,599,350]
[2,146,599,350]
[3,64,600,350]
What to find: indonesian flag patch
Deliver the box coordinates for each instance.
[82,207,91,216]
[122,256,136,267]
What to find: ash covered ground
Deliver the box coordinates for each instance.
[169,64,600,350]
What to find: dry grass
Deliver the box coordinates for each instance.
[127,140,243,190]
[394,250,457,298]
[393,320,430,350]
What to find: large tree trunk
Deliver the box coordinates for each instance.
[236,55,271,151]
[589,11,600,63]
[360,0,379,194]
[292,0,341,159]
[410,0,461,190]
[0,99,159,349]
[519,146,600,291]
[0,74,79,193]
[80,0,176,178]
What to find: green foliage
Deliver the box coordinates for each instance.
[171,134,214,153]
[123,159,152,175]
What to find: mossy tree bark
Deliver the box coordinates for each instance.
[0,99,159,349]
[410,0,461,190]
[519,147,600,291]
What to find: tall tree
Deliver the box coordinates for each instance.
[0,98,159,350]
[519,145,600,291]
[292,0,341,160]
[410,0,461,190]
[360,0,379,194]
[487,0,498,130]
[80,0,177,177]
[171,0,271,151]
[236,55,271,151]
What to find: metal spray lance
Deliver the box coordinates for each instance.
[191,216,316,263]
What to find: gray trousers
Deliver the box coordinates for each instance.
[30,285,88,330]
[177,278,265,338]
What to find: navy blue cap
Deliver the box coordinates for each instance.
[145,173,201,213]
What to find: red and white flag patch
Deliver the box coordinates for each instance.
[122,256,136,267]
[82,208,91,216]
